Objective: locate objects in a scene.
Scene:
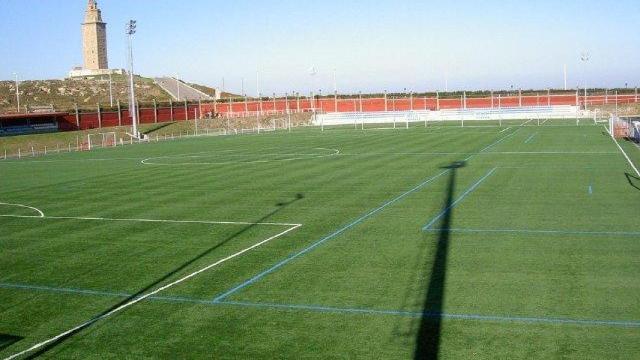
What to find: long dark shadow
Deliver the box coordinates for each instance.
[414,161,464,360]
[0,334,23,352]
[24,193,304,359]
[625,172,640,191]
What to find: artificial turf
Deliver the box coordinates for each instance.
[1,121,639,359]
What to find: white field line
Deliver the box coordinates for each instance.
[520,119,535,126]
[141,148,340,166]
[0,202,45,218]
[3,222,302,360]
[336,151,616,156]
[499,127,511,133]
[606,127,640,177]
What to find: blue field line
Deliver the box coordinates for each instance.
[524,133,537,144]
[477,128,520,154]
[3,282,639,328]
[423,228,640,237]
[422,168,497,231]
[217,300,640,328]
[211,168,451,303]
[0,282,211,305]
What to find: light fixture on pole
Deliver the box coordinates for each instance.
[126,19,138,138]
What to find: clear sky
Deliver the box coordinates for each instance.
[1,0,638,95]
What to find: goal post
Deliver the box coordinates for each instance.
[87,132,117,150]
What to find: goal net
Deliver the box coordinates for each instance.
[87,132,117,150]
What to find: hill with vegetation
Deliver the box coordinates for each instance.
[0,75,221,113]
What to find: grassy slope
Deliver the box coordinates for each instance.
[0,125,639,359]
[0,75,172,113]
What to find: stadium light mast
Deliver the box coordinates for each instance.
[12,73,20,113]
[126,20,138,138]
[580,52,590,109]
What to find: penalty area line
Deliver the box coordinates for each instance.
[2,223,301,360]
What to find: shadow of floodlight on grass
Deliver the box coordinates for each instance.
[414,161,465,360]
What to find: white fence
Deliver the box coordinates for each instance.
[314,105,589,126]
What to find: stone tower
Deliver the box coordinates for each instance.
[82,0,108,70]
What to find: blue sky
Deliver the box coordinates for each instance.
[1,0,638,94]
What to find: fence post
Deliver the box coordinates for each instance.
[436,91,440,110]
[410,92,413,111]
[184,100,188,120]
[97,103,102,128]
[519,88,522,107]
[74,103,80,129]
[635,87,638,102]
[334,90,338,112]
[384,90,388,112]
[169,99,174,121]
[153,99,158,123]
[359,91,363,112]
[273,93,276,113]
[296,93,300,113]
[547,89,551,106]
[198,98,202,119]
[117,99,122,126]
[137,101,141,125]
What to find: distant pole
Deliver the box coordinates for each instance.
[333,68,338,112]
[241,77,244,96]
[108,72,113,107]
[176,73,181,101]
[436,91,440,110]
[547,88,551,106]
[13,73,20,113]
[358,91,362,112]
[410,92,413,111]
[384,90,388,112]
[518,88,522,107]
[580,52,590,110]
[126,20,138,138]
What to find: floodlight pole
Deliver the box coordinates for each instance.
[13,73,20,113]
[126,20,138,138]
[108,72,113,107]
[580,52,590,110]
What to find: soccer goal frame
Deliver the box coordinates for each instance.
[87,132,117,150]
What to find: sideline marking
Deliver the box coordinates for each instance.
[499,127,511,133]
[422,168,497,230]
[606,126,640,177]
[3,223,301,360]
[2,283,639,328]
[423,228,640,236]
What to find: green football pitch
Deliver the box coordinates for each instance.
[1,122,639,359]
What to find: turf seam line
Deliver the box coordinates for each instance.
[422,228,640,236]
[210,169,451,303]
[422,168,497,230]
[3,283,639,328]
[2,224,301,360]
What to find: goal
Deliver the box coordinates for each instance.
[87,132,117,150]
